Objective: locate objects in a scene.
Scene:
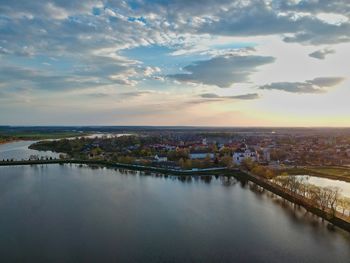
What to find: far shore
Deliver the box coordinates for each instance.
[0,139,22,145]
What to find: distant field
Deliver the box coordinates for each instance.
[285,166,350,182]
[0,132,86,139]
[0,131,88,143]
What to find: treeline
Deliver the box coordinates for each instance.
[271,175,350,217]
[242,158,350,218]
[240,158,276,179]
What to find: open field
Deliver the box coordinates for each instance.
[0,130,89,144]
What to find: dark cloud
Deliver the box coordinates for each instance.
[283,23,350,45]
[275,0,350,16]
[201,93,260,100]
[86,90,151,99]
[1,0,349,63]
[198,1,350,45]
[135,0,350,45]
[168,55,275,88]
[309,48,335,60]
[310,77,344,87]
[185,92,259,106]
[260,77,344,94]
[0,65,111,91]
[119,91,152,98]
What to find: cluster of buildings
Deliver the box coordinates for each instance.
[150,133,350,167]
[72,129,350,168]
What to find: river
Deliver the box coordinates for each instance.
[0,140,60,161]
[0,142,349,262]
[295,175,350,198]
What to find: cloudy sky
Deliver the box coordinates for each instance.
[0,0,349,126]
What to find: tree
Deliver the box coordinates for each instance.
[184,159,193,169]
[118,156,135,164]
[203,154,212,168]
[264,169,275,179]
[251,165,266,177]
[220,147,231,156]
[241,158,254,171]
[338,197,350,216]
[324,187,340,215]
[179,158,185,169]
[287,176,301,196]
[220,155,232,167]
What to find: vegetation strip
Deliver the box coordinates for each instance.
[241,169,350,232]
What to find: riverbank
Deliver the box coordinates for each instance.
[0,139,21,145]
[242,169,350,232]
[0,159,230,175]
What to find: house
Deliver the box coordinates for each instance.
[154,154,168,162]
[262,148,271,162]
[232,144,259,165]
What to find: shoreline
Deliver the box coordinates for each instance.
[242,169,350,232]
[0,159,230,175]
[0,139,22,145]
[1,159,349,233]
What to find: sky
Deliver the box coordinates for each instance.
[0,0,350,126]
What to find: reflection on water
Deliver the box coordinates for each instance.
[1,141,350,262]
[296,175,350,198]
[0,141,60,161]
[1,164,349,262]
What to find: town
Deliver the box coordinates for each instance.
[2,127,350,250]
[27,128,350,170]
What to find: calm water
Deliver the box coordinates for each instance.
[0,141,60,161]
[296,175,350,198]
[0,164,349,263]
[1,142,350,262]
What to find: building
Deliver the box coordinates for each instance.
[263,148,271,162]
[154,154,168,162]
[232,144,259,165]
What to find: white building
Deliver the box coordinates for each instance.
[232,144,258,165]
[154,154,168,162]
